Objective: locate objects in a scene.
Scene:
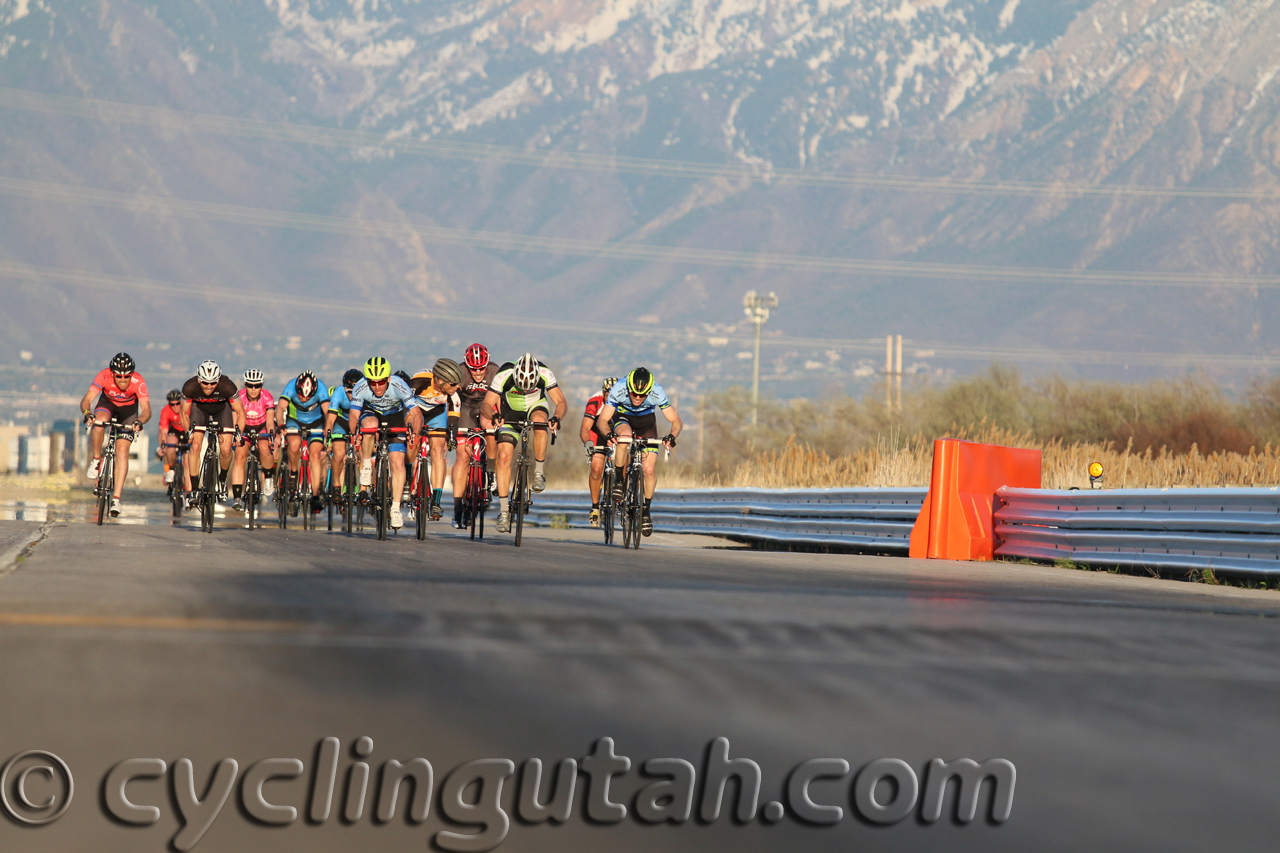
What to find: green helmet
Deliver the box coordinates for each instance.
[626,367,654,396]
[363,356,391,381]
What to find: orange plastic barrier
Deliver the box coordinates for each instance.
[909,439,1042,561]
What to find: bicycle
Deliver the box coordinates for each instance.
[87,417,134,525]
[615,437,666,550]
[242,431,265,530]
[501,419,554,547]
[166,434,190,522]
[193,418,233,534]
[361,421,408,541]
[297,434,313,531]
[460,427,495,540]
[411,433,433,541]
[595,444,616,546]
[342,444,360,535]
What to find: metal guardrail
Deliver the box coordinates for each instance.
[995,487,1280,578]
[524,488,926,552]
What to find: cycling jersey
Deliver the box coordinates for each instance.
[488,360,558,413]
[91,369,148,406]
[328,385,354,436]
[182,375,237,405]
[458,363,499,407]
[158,404,185,438]
[409,371,462,413]
[606,379,671,417]
[237,388,276,428]
[279,377,330,426]
[583,392,607,444]
[349,375,414,417]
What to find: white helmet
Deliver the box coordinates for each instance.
[243,368,264,385]
[197,360,222,383]
[513,353,540,392]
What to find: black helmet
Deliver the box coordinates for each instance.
[343,368,363,389]
[394,370,411,385]
[109,352,135,374]
[166,389,182,403]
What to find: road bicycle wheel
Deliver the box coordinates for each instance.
[300,458,312,531]
[628,465,644,550]
[344,456,357,535]
[277,467,290,530]
[415,456,428,541]
[170,457,184,521]
[513,459,527,547]
[95,452,112,525]
[601,467,614,545]
[201,449,219,534]
[468,463,484,540]
[244,457,258,530]
[376,455,391,541]
[326,468,334,531]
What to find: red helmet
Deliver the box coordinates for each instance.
[464,343,490,370]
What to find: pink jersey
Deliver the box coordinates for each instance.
[237,387,276,427]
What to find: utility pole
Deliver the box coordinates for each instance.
[743,290,778,426]
[885,334,903,413]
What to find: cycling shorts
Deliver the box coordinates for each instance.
[616,412,659,449]
[93,395,138,423]
[359,410,408,454]
[285,418,325,442]
[329,416,351,441]
[190,403,235,433]
[496,399,550,446]
[418,403,450,435]
[244,424,273,445]
[163,429,189,448]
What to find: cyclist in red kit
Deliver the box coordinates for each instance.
[79,352,151,516]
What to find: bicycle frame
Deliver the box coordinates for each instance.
[460,428,495,540]
[614,436,665,549]
[360,421,408,541]
[88,419,131,525]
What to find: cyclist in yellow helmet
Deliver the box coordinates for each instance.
[596,367,682,536]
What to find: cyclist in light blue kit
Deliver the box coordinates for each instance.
[596,367,682,536]
[275,370,331,514]
[325,368,362,502]
[347,357,422,531]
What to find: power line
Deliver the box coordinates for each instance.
[2,261,1277,369]
[4,175,1280,288]
[1,86,1277,201]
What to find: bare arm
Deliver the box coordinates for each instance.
[79,387,97,417]
[663,406,683,440]
[547,386,568,423]
[136,399,152,427]
[595,403,617,438]
[482,390,503,423]
[230,398,247,432]
[180,400,192,432]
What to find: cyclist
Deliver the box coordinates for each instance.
[455,343,500,500]
[275,371,331,514]
[348,357,422,531]
[181,361,247,506]
[80,352,150,517]
[409,359,462,522]
[157,389,191,496]
[324,368,362,502]
[596,367,682,536]
[232,369,277,509]
[580,376,618,527]
[482,353,568,534]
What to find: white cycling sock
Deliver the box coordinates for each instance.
[535,458,545,475]
[391,500,400,512]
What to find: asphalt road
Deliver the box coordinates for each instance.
[0,515,1277,852]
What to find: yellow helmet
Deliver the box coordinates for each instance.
[626,367,654,396]
[363,356,391,381]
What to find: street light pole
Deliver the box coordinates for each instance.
[743,290,778,426]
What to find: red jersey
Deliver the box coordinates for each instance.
[583,393,606,443]
[158,404,185,435]
[91,368,148,405]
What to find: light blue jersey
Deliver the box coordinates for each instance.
[606,380,671,417]
[349,376,414,416]
[280,377,331,426]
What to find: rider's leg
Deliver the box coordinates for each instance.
[612,422,633,492]
[359,417,378,487]
[531,409,549,477]
[495,441,514,498]
[330,440,346,490]
[287,433,302,476]
[187,430,206,489]
[231,441,249,493]
[112,434,131,499]
[589,451,605,504]
[390,451,407,509]
[310,439,327,496]
[257,439,275,482]
[429,435,447,494]
[642,451,659,499]
[218,433,234,482]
